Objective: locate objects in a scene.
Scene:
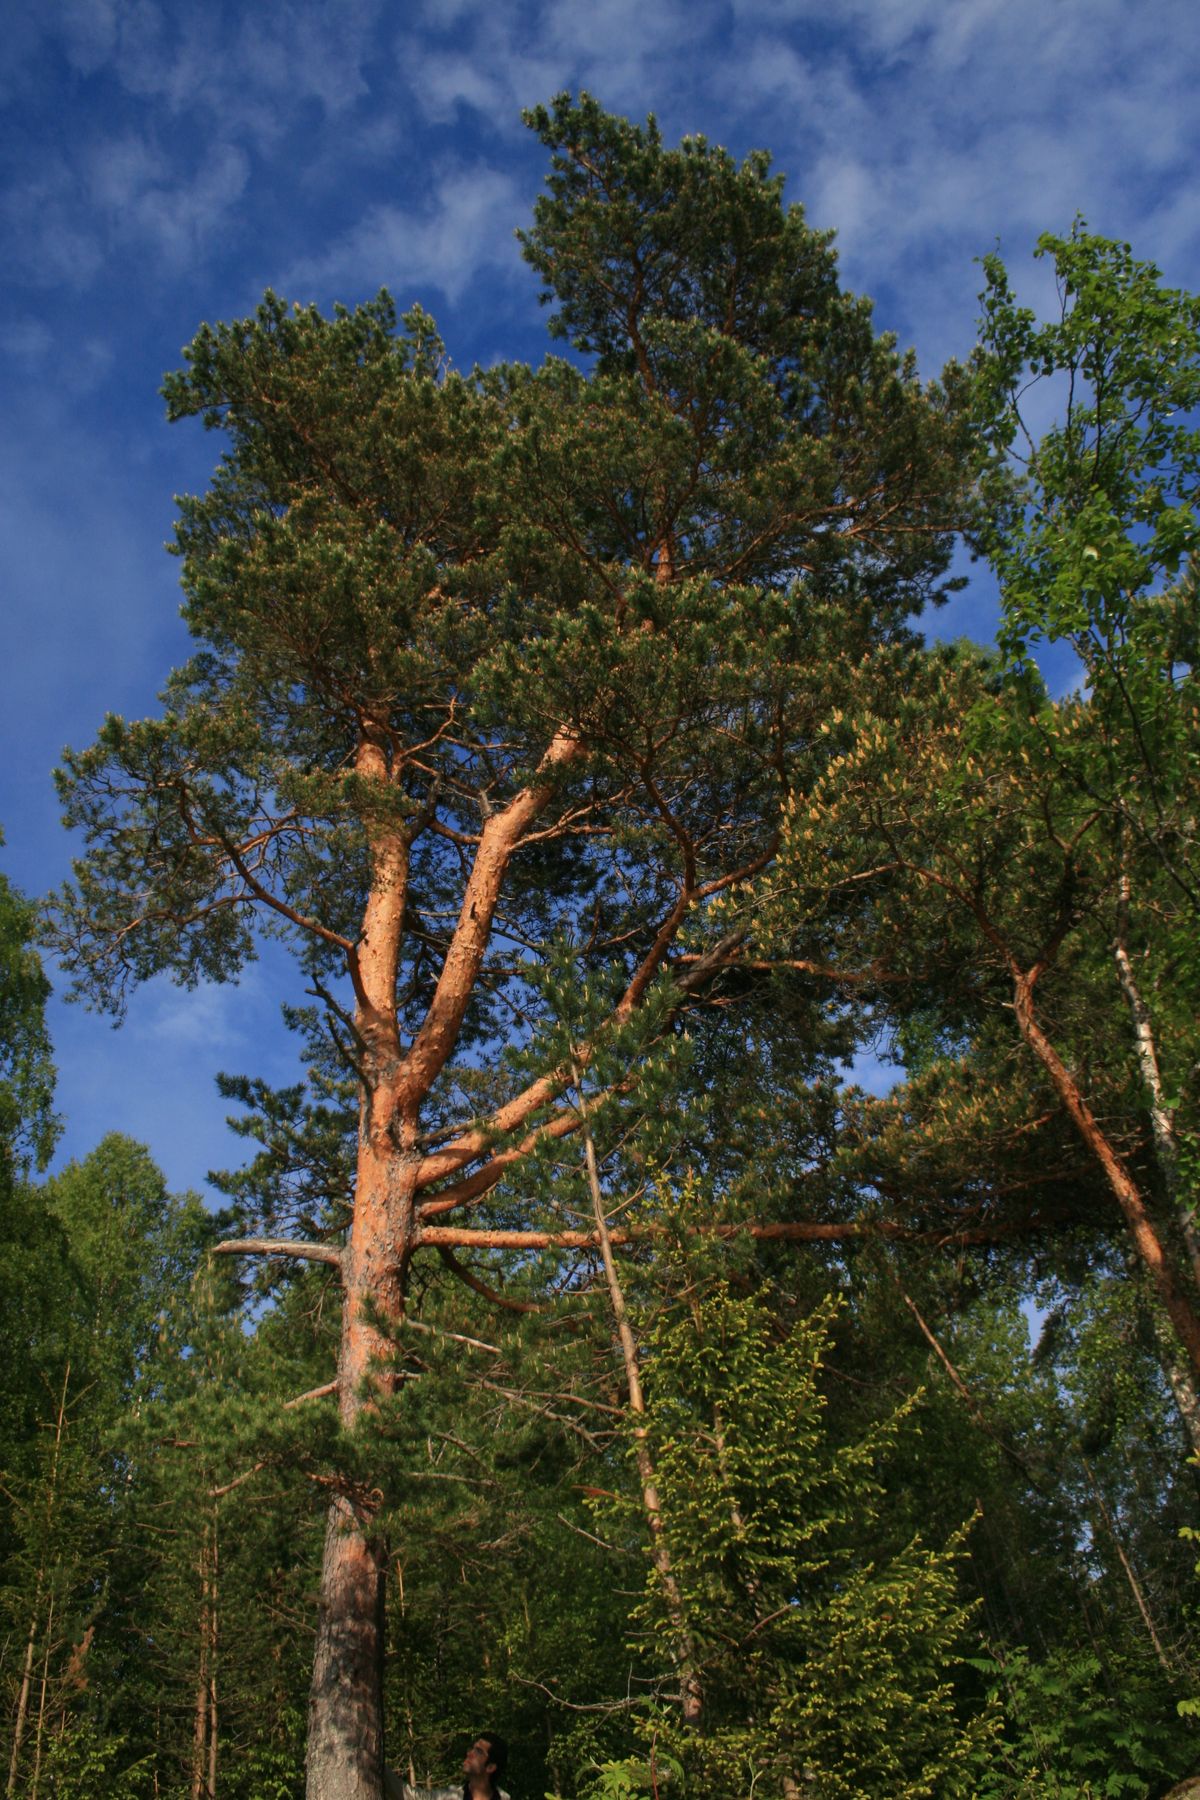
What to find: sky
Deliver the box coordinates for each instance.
[2,0,1199,1199]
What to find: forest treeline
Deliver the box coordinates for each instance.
[5,94,1200,1799]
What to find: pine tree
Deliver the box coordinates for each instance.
[49,93,980,1798]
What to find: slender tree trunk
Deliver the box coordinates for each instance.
[1079,1452,1174,1675]
[208,1523,219,1800]
[575,1072,703,1726]
[1011,973,1200,1384]
[188,1519,223,1800]
[1111,871,1200,1454]
[189,1517,220,1800]
[1113,869,1200,1287]
[7,1604,39,1799]
[8,1362,70,1800]
[29,1594,53,1800]
[190,1588,208,1800]
[1160,1336,1200,1461]
[190,1521,212,1800]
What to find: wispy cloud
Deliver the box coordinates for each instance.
[92,134,250,264]
[1,0,386,292]
[5,0,1200,1203]
[0,318,54,364]
[279,162,525,309]
[41,0,383,134]
[406,0,722,129]
[3,131,249,287]
[703,0,1200,367]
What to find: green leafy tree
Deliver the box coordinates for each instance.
[977,225,1200,1414]
[0,846,56,1180]
[0,1138,215,1799]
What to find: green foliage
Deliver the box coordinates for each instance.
[26,98,1200,1800]
[0,848,57,1176]
[607,1286,996,1798]
[220,1711,306,1800]
[40,1720,156,1799]
[969,1645,1189,1798]
[977,224,1200,658]
[575,1749,684,1800]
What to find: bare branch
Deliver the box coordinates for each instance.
[436,1244,544,1313]
[401,1318,501,1356]
[212,1238,345,1272]
[509,1673,649,1714]
[284,1380,339,1410]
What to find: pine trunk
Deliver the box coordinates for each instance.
[306,1131,411,1800]
[305,729,575,1795]
[306,1498,387,1800]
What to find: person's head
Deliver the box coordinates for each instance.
[463,1732,507,1789]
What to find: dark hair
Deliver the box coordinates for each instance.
[480,1733,508,1779]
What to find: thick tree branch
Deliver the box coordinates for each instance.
[410,937,743,1193]
[417,1108,581,1217]
[211,1238,346,1272]
[415,1217,1037,1251]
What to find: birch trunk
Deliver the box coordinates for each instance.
[1011,972,1200,1384]
[7,1363,70,1800]
[1111,873,1200,1452]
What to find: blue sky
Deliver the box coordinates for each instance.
[3,0,1199,1197]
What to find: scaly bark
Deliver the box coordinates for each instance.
[306,728,584,1799]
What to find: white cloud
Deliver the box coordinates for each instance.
[109,140,250,269]
[693,0,1200,370]
[57,0,120,76]
[45,965,296,1198]
[402,0,723,130]
[0,1,392,293]
[280,162,525,308]
[139,968,266,1051]
[77,0,384,134]
[413,51,509,125]
[3,131,250,290]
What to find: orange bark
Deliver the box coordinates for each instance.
[1012,973,1200,1382]
[306,727,584,1800]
